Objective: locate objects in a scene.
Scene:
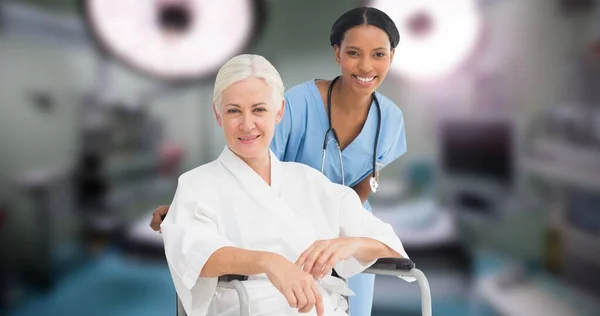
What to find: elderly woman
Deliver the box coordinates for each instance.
[161,54,409,316]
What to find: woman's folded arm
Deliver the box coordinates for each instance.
[200,247,275,277]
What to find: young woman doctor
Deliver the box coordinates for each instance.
[151,7,406,316]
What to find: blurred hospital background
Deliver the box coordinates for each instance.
[1,0,600,315]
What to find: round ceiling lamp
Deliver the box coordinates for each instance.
[367,0,483,82]
[80,0,267,83]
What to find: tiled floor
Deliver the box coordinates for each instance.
[7,252,176,316]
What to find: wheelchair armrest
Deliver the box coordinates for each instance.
[368,257,415,271]
[219,274,249,282]
[365,257,432,316]
[217,258,415,283]
[364,257,420,278]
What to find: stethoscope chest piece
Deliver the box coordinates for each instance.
[370,176,379,193]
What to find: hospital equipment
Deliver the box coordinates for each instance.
[10,55,186,291]
[175,257,432,316]
[522,45,600,295]
[472,251,600,316]
[322,76,382,193]
[437,115,516,220]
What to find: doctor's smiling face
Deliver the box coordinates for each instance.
[330,7,400,96]
[335,25,394,95]
[213,77,284,163]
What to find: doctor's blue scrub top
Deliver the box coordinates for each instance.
[270,79,407,211]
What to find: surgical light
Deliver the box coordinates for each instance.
[367,0,483,81]
[80,0,267,82]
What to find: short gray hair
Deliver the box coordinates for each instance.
[213,54,284,108]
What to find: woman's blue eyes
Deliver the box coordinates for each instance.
[227,108,266,114]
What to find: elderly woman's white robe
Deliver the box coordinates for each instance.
[161,147,409,316]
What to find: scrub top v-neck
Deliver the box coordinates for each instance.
[270,79,407,210]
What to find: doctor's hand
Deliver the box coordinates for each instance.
[296,237,361,280]
[149,205,169,232]
[264,254,324,316]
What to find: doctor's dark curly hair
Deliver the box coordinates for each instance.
[330,7,400,49]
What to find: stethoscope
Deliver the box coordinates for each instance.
[321,76,382,193]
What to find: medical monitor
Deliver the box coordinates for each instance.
[439,117,514,188]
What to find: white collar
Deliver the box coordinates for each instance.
[217,146,282,198]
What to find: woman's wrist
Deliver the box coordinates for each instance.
[257,251,284,275]
[354,237,398,262]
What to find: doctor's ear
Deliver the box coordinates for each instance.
[275,99,285,124]
[333,45,341,64]
[390,48,396,63]
[212,104,223,127]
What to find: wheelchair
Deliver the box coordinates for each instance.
[175,257,431,316]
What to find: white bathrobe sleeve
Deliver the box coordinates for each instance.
[161,173,234,315]
[331,184,411,280]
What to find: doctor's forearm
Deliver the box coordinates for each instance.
[353,237,401,263]
[199,246,275,277]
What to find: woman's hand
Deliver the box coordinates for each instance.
[295,237,362,280]
[149,205,170,232]
[264,254,324,315]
